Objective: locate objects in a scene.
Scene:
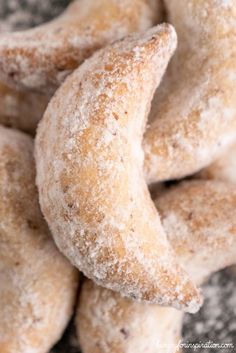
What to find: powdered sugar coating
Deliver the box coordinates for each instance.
[77,280,183,353]
[0,8,50,134]
[196,141,236,280]
[157,180,236,285]
[77,179,236,353]
[0,126,78,353]
[143,0,236,183]
[197,142,236,184]
[0,0,162,93]
[35,25,201,312]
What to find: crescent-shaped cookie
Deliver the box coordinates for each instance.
[77,280,183,353]
[196,143,236,289]
[0,0,162,93]
[35,25,201,311]
[143,0,236,183]
[77,179,236,353]
[0,126,79,353]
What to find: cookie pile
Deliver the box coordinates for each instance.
[0,1,236,353]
